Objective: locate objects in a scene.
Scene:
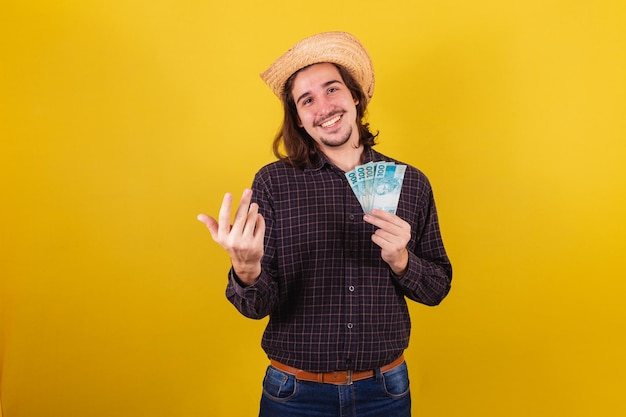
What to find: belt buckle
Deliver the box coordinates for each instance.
[326,370,354,385]
[345,370,353,385]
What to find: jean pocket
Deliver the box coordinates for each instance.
[262,366,298,402]
[382,362,410,398]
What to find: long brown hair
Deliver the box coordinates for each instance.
[272,63,378,168]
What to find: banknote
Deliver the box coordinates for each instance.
[371,163,406,214]
[345,161,406,214]
[345,167,364,208]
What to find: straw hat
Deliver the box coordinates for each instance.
[260,31,375,103]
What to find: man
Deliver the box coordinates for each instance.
[197,32,452,417]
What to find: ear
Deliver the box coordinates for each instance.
[297,117,303,128]
[354,98,360,105]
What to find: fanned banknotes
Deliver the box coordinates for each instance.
[345,162,406,214]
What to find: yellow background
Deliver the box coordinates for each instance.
[1,0,625,416]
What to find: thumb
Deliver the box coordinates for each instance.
[197,213,219,240]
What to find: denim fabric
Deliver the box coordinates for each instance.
[259,362,411,417]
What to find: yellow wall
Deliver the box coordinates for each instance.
[1,0,625,416]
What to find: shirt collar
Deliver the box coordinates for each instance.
[306,147,377,172]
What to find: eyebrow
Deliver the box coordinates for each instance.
[295,79,343,106]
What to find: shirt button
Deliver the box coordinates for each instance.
[347,323,353,329]
[348,286,355,292]
[349,214,355,221]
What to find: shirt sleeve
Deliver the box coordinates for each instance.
[390,172,452,306]
[225,267,278,319]
[224,167,280,319]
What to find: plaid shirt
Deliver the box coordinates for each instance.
[226,147,452,372]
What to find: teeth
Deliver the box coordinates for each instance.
[321,115,341,127]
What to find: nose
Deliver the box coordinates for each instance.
[315,94,334,116]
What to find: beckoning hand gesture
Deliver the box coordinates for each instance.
[197,189,265,286]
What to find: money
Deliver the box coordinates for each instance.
[345,161,406,214]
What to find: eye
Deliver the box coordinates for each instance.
[303,97,313,105]
[327,87,337,94]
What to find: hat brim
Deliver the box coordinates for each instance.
[260,32,375,103]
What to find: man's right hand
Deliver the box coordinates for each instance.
[197,188,265,286]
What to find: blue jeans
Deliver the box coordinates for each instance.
[259,362,411,417]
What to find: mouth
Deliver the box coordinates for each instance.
[319,114,342,128]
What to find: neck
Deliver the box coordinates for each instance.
[322,143,364,172]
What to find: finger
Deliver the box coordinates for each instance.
[364,212,396,231]
[372,228,396,246]
[254,213,266,240]
[370,209,405,226]
[197,213,210,224]
[370,232,386,249]
[363,213,381,227]
[197,213,220,240]
[367,210,410,234]
[370,208,393,219]
[242,202,260,237]
[217,192,234,238]
[250,212,266,249]
[231,189,253,233]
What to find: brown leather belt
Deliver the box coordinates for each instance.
[270,355,404,385]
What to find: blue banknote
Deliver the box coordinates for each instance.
[345,162,406,214]
[371,163,406,214]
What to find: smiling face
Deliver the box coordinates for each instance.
[290,63,360,151]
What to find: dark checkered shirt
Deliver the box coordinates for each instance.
[226,147,452,372]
